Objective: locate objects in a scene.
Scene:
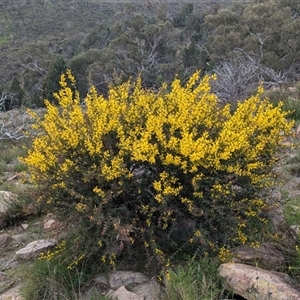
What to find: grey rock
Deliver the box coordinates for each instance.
[106,285,143,300]
[232,242,286,270]
[0,258,19,271]
[82,275,110,297]
[43,219,56,230]
[291,225,300,235]
[15,239,57,259]
[20,223,28,230]
[107,271,149,290]
[0,191,18,229]
[0,191,18,214]
[219,263,300,300]
[296,124,300,137]
[131,279,162,300]
[0,285,22,300]
[0,234,12,248]
[264,205,298,247]
[0,272,7,281]
[11,234,27,245]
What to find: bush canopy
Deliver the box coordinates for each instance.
[22,70,293,271]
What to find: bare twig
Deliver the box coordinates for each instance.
[0,108,33,141]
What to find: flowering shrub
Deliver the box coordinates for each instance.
[22,70,293,270]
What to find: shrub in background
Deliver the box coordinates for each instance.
[264,84,300,122]
[21,70,293,273]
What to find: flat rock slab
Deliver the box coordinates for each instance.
[219,263,300,300]
[16,239,57,259]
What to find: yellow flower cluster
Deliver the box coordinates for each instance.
[38,240,66,261]
[22,70,293,197]
[218,246,233,262]
[67,253,85,270]
[21,69,294,266]
[153,171,182,203]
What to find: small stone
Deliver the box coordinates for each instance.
[0,191,18,214]
[296,124,300,136]
[0,272,7,281]
[0,233,12,247]
[43,219,56,230]
[21,223,28,230]
[291,225,300,235]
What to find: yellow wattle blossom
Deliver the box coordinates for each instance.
[21,70,294,269]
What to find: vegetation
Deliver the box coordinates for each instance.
[1,1,300,299]
[16,69,292,298]
[162,257,225,300]
[1,0,300,109]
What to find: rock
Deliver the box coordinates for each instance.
[82,275,110,297]
[21,223,28,230]
[43,219,56,230]
[0,191,18,214]
[264,205,297,246]
[83,272,162,300]
[291,225,300,235]
[106,286,143,300]
[131,279,162,300]
[0,258,19,271]
[219,263,300,300]
[11,234,27,245]
[0,272,7,281]
[296,124,300,137]
[0,191,19,229]
[0,191,18,228]
[107,271,149,290]
[0,234,12,248]
[0,285,22,300]
[15,239,57,259]
[232,242,286,271]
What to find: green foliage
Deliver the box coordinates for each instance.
[13,163,28,173]
[162,257,226,300]
[284,201,300,226]
[0,187,36,229]
[287,241,300,282]
[43,55,67,105]
[1,1,300,106]
[21,71,293,276]
[264,86,300,122]
[9,77,25,108]
[173,3,194,28]
[0,141,27,165]
[203,0,300,78]
[20,252,88,300]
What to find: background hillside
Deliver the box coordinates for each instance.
[0,0,300,109]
